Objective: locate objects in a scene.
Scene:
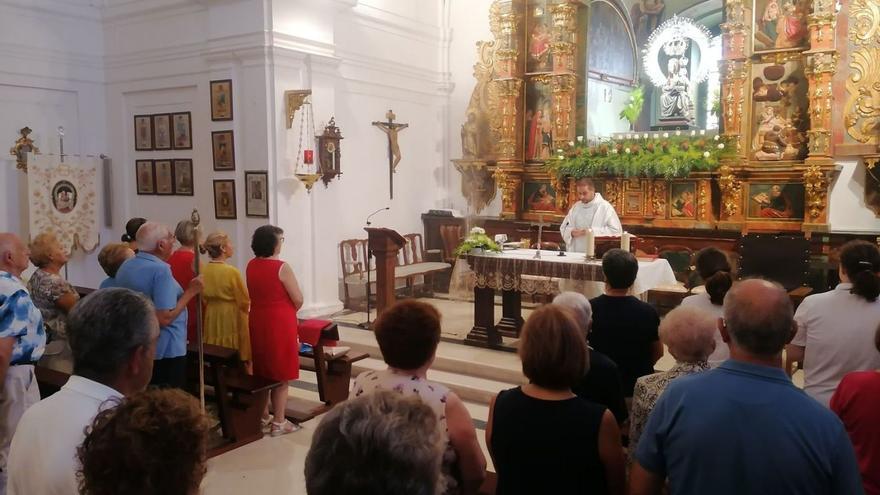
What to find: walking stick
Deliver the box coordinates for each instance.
[191,209,206,412]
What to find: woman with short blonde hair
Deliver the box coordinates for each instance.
[27,232,80,372]
[200,231,251,373]
[97,243,134,289]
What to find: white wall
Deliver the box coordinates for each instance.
[0,0,108,286]
[829,159,880,233]
[446,0,501,216]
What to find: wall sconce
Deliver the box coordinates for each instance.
[317,117,343,187]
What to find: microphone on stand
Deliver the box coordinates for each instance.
[360,207,390,329]
[366,206,390,226]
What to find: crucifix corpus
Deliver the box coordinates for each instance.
[372,110,408,199]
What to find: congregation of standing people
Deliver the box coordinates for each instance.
[0,218,879,494]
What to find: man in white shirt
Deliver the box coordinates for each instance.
[7,288,159,495]
[560,178,623,253]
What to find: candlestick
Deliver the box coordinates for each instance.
[621,231,631,252]
[585,228,595,260]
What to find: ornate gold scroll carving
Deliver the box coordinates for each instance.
[844,0,880,145]
[651,181,667,217]
[493,167,521,218]
[718,164,743,218]
[803,163,828,220]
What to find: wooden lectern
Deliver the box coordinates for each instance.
[365,227,406,317]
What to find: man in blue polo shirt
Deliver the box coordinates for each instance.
[115,222,202,388]
[631,279,863,495]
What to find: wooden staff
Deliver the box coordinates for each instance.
[191,208,206,411]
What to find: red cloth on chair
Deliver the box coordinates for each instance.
[298,319,338,347]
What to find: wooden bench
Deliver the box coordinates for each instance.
[286,320,369,423]
[186,342,281,457]
[340,233,452,310]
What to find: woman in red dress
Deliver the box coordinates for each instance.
[247,225,304,436]
[167,220,198,343]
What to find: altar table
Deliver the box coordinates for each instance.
[464,249,676,348]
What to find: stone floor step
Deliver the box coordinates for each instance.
[353,357,514,406]
[338,325,525,385]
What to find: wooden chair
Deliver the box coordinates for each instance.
[647,245,695,315]
[396,233,452,297]
[339,238,372,310]
[439,224,463,264]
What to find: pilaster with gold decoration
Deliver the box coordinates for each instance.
[550,2,578,73]
[843,0,880,148]
[805,52,837,158]
[493,167,523,219]
[719,59,749,157]
[717,163,744,223]
[550,74,577,151]
[650,180,667,217]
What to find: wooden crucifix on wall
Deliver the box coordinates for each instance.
[372,110,408,199]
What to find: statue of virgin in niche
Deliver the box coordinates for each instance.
[660,58,694,122]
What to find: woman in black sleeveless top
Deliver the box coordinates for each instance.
[487,305,625,495]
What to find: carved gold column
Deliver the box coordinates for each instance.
[718,163,744,224]
[720,0,749,158]
[549,2,578,152]
[488,1,524,219]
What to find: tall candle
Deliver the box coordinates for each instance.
[621,231,631,252]
[585,228,595,259]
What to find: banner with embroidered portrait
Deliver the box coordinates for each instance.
[27,154,100,255]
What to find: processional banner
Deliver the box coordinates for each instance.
[27,154,100,255]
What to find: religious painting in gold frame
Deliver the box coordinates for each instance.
[751,0,810,54]
[624,191,644,216]
[525,76,553,162]
[210,79,234,121]
[669,182,697,218]
[750,60,809,161]
[747,183,805,220]
[526,1,554,74]
[522,180,560,213]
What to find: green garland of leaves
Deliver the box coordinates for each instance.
[454,231,501,256]
[547,134,734,180]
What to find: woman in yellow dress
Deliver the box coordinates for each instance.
[201,232,252,372]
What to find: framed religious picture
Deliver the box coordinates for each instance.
[210,79,234,121]
[522,181,558,212]
[51,180,77,215]
[213,179,237,219]
[669,182,697,218]
[524,76,553,162]
[752,0,810,54]
[133,115,153,151]
[526,2,553,73]
[245,171,269,218]
[747,183,805,220]
[624,191,644,216]
[211,130,235,171]
[173,159,194,196]
[135,160,155,194]
[154,160,174,195]
[750,61,809,161]
[152,114,172,150]
[171,112,192,150]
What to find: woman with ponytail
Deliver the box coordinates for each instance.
[121,217,147,252]
[787,240,880,406]
[680,247,734,366]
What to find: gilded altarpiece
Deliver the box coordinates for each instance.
[454,0,864,232]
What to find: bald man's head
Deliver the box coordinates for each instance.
[723,279,795,357]
[0,233,30,277]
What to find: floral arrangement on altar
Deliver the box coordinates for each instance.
[454,227,502,256]
[548,131,734,180]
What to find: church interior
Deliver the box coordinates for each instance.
[2,0,880,494]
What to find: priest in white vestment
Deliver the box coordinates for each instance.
[560,178,622,253]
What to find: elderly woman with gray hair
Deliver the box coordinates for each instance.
[627,305,716,462]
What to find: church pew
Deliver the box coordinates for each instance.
[186,342,281,458]
[286,320,369,423]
